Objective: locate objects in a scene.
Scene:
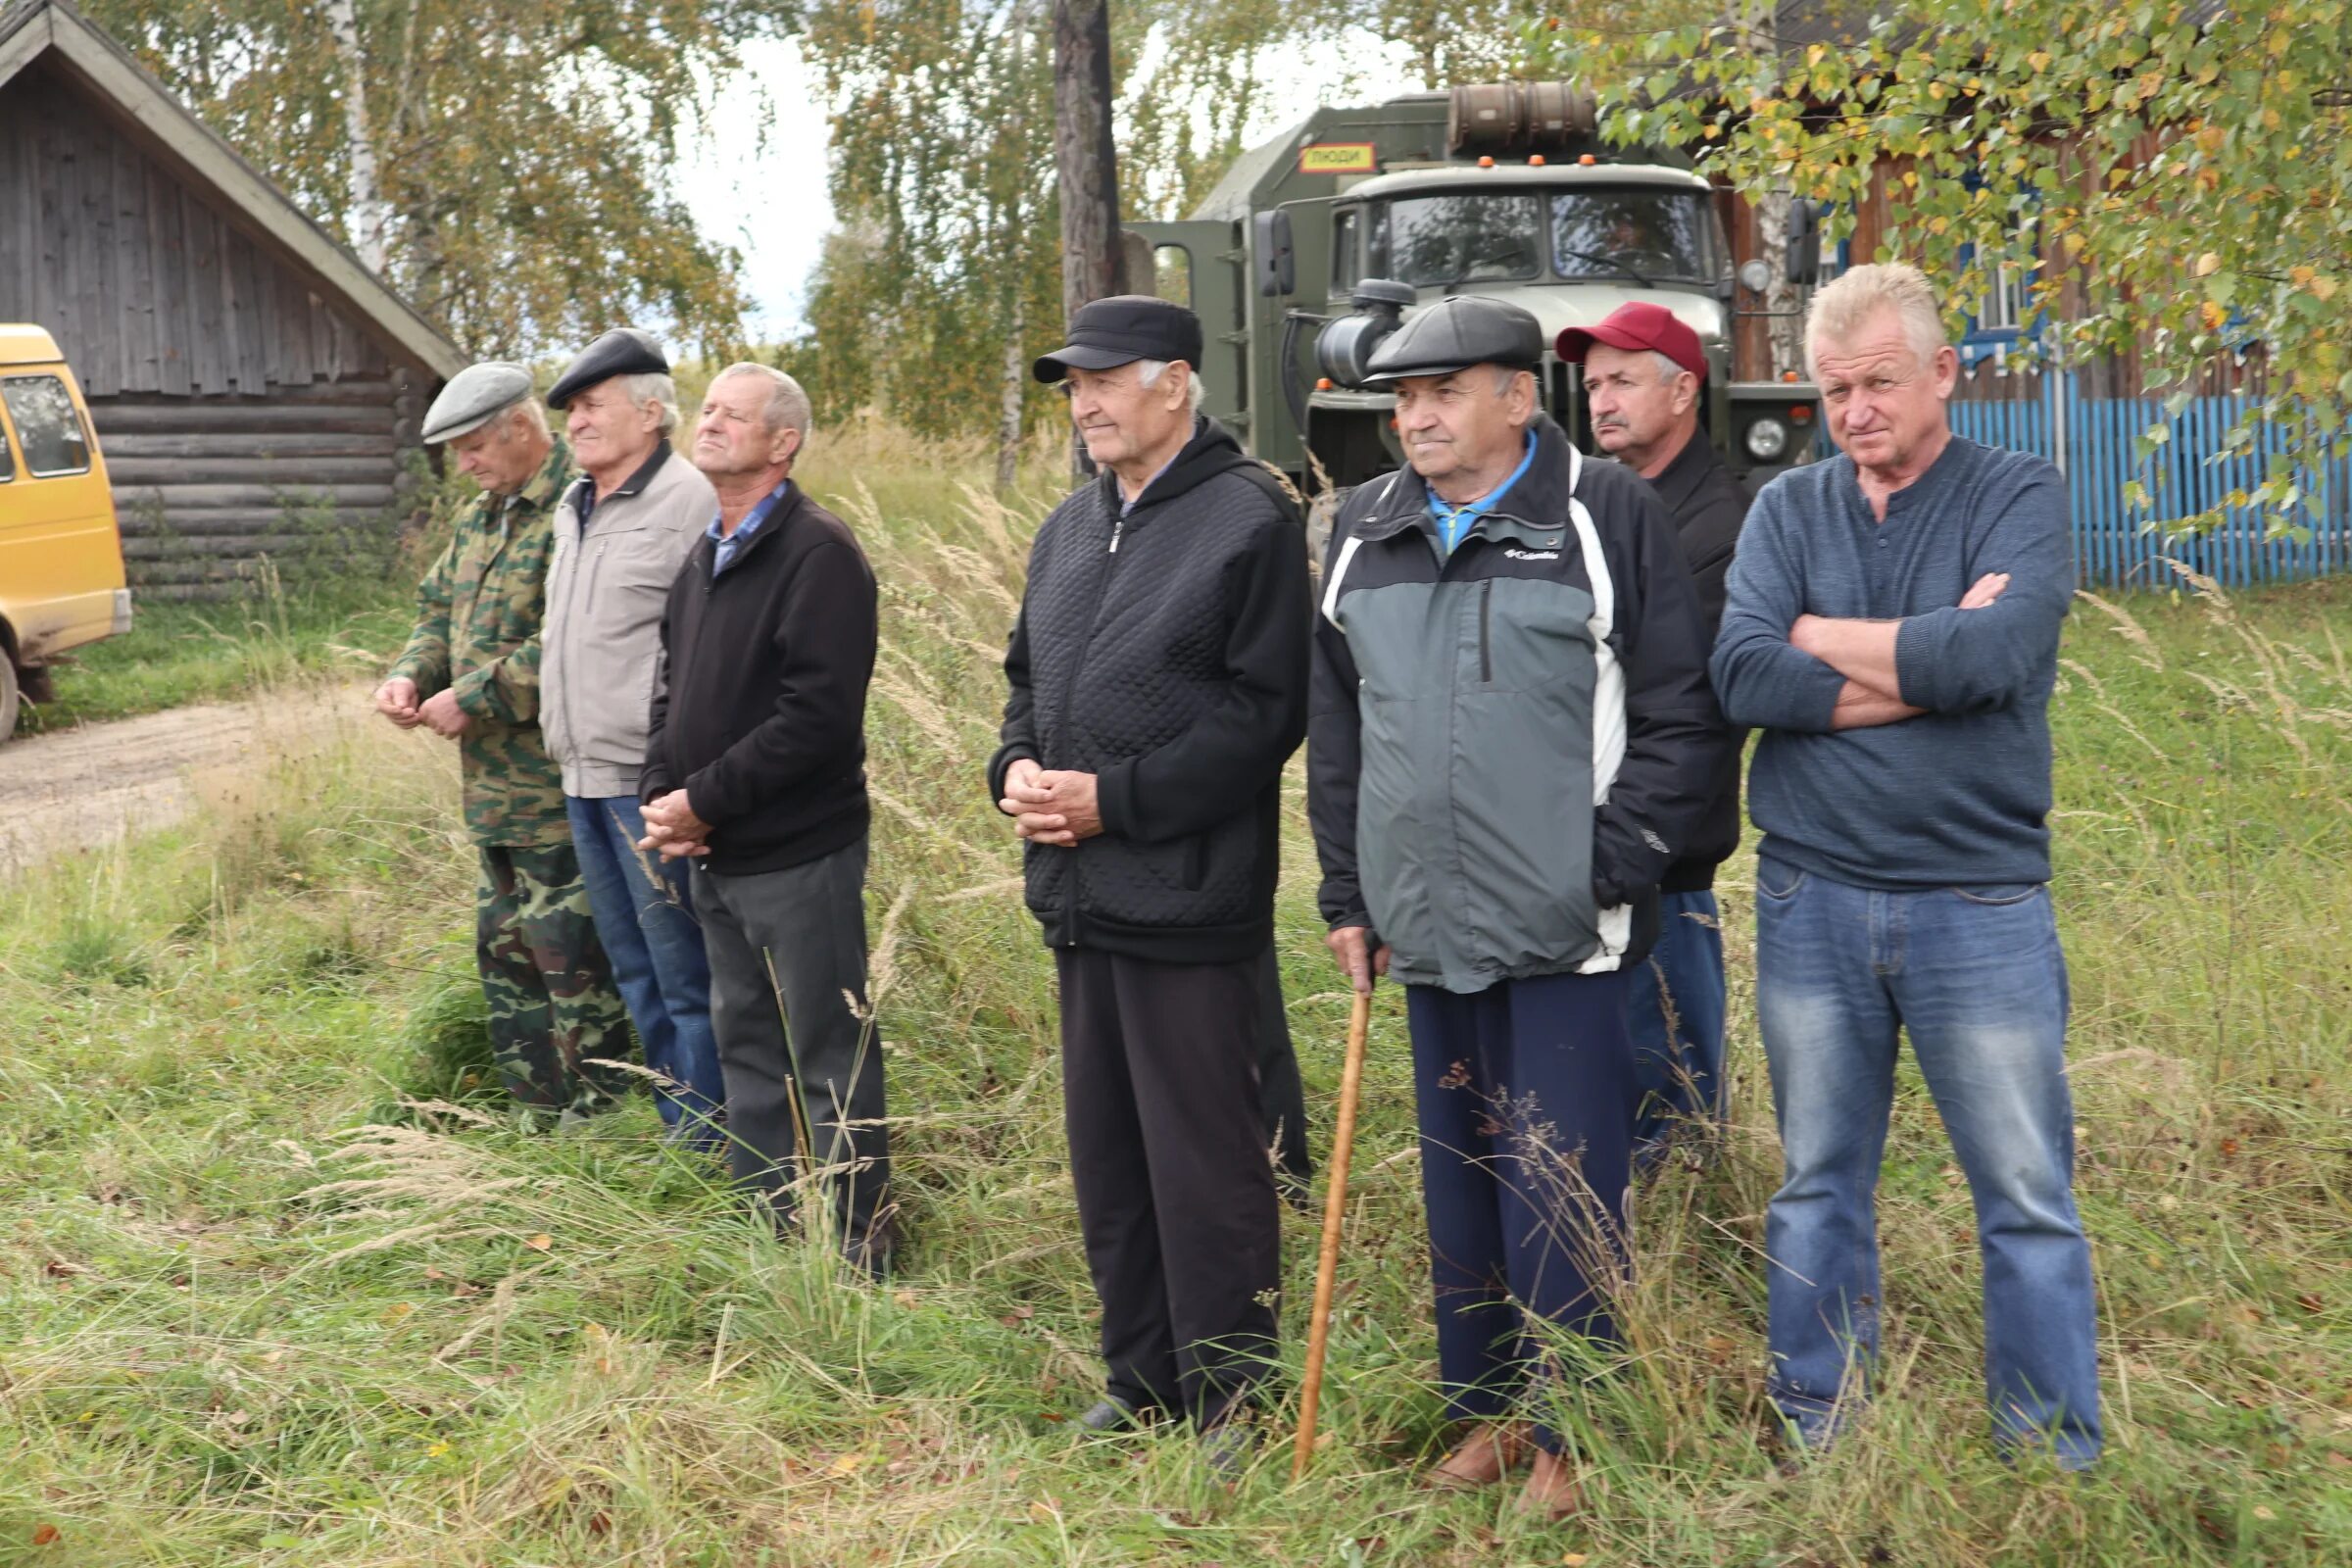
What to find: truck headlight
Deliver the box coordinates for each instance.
[1314,279,1416,388]
[1744,416,1788,461]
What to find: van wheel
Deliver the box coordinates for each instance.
[0,660,19,743]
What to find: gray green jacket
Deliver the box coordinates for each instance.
[541,441,716,798]
[1306,416,1728,994]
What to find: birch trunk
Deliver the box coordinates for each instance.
[323,0,389,272]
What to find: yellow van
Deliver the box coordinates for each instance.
[0,324,129,738]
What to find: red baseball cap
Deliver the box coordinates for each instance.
[1554,302,1706,379]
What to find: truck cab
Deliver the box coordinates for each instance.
[1131,82,1821,495]
[0,324,130,738]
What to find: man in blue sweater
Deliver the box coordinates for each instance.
[1711,264,2099,1469]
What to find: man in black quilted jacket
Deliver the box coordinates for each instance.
[989,296,1312,1464]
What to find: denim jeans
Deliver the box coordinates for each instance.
[1754,858,2100,1467]
[1627,888,1727,1153]
[565,795,725,1144]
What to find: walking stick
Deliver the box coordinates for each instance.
[1293,987,1373,1483]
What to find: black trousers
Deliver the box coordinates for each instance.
[1252,945,1312,1189]
[694,837,892,1252]
[1057,947,1281,1426]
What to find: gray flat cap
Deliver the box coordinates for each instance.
[421,361,535,444]
[1363,296,1544,383]
[548,328,667,409]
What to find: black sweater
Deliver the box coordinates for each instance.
[642,482,875,874]
[1642,433,1753,894]
[988,417,1312,963]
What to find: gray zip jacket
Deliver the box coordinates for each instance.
[541,442,716,797]
[1307,417,1727,994]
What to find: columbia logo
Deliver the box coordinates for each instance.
[1503,547,1560,561]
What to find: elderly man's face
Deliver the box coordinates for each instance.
[1813,309,1958,476]
[447,409,549,495]
[1583,343,1696,470]
[1391,367,1534,494]
[693,373,799,479]
[567,379,662,479]
[1063,362,1191,471]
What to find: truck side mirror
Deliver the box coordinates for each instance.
[1253,209,1296,298]
[1788,200,1823,287]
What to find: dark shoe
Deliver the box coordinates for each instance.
[1198,1418,1258,1480]
[1074,1396,1142,1438]
[840,1227,896,1281]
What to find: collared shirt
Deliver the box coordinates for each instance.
[708,477,793,575]
[1427,430,1539,555]
[568,439,673,536]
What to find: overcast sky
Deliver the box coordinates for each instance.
[673,33,1425,342]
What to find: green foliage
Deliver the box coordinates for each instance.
[83,0,792,358]
[799,0,1556,437]
[1,444,2348,1562]
[1537,1,2352,530]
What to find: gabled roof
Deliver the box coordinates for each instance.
[0,0,462,379]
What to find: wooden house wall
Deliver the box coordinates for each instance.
[0,63,430,598]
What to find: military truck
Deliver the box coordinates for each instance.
[1130,81,1823,495]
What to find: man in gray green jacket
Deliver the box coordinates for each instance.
[1307,296,1727,1518]
[541,329,725,1144]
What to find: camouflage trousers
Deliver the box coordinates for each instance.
[476,844,631,1113]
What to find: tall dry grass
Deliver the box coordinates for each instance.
[0,456,2345,1565]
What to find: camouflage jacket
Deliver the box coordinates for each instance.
[389,439,574,848]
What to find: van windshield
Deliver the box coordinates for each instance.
[1,375,91,477]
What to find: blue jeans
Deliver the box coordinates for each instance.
[565,795,725,1144]
[1405,969,1636,1455]
[1754,859,2099,1467]
[1627,888,1727,1152]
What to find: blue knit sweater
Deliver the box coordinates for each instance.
[1709,436,2074,890]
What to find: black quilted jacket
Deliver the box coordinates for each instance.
[988,417,1312,963]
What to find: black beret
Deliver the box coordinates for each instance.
[547,327,669,410]
[1363,296,1544,383]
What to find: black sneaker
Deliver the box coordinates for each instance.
[1074,1396,1142,1437]
[1198,1419,1259,1480]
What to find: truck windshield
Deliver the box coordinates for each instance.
[1551,190,1725,284]
[1376,192,1543,286]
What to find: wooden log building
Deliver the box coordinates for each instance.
[0,0,462,599]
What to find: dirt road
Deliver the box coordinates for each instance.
[0,688,361,878]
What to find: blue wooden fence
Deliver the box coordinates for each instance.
[1941,373,2352,587]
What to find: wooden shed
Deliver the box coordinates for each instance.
[0,0,463,598]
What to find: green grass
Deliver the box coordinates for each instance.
[10,572,414,735]
[1,447,2346,1566]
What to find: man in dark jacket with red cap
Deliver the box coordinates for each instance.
[991,296,1311,1467]
[1558,303,1752,1154]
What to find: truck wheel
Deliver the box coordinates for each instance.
[0,660,18,744]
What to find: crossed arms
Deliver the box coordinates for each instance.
[1796,570,2008,730]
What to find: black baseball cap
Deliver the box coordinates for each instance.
[1032,295,1203,383]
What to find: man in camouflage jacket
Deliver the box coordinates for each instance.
[372,363,627,1117]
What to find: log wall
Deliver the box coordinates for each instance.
[0,62,433,598]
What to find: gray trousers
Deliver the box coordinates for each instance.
[693,836,891,1249]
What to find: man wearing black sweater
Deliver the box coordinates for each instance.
[990,298,1311,1462]
[1560,304,1753,1153]
[639,363,892,1274]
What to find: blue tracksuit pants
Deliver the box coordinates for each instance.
[1404,967,1637,1454]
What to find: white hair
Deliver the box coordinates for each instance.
[1805,262,1948,379]
[500,397,550,440]
[712,362,812,440]
[1649,349,1694,383]
[617,370,681,434]
[1136,358,1206,412]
